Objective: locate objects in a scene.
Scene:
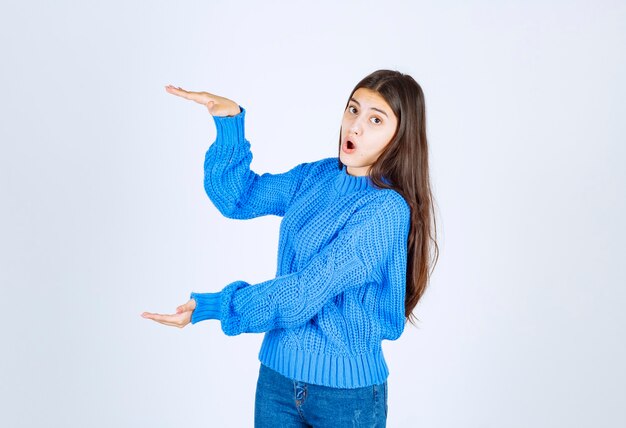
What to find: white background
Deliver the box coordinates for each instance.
[1,1,624,427]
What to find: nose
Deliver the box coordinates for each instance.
[350,121,361,136]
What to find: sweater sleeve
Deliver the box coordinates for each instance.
[204,106,308,219]
[189,192,411,335]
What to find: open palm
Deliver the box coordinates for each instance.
[164,85,240,117]
[141,299,197,328]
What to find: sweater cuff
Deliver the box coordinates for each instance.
[189,291,222,324]
[212,105,246,143]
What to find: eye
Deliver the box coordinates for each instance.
[371,117,382,125]
[348,105,357,114]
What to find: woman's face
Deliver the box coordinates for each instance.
[340,87,398,176]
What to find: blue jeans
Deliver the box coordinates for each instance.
[254,363,388,427]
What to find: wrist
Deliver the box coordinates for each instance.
[225,104,242,117]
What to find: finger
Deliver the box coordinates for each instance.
[166,86,208,105]
[168,85,191,96]
[142,312,177,322]
[154,319,181,328]
[165,85,188,97]
[206,101,226,116]
[142,312,184,328]
[165,84,192,96]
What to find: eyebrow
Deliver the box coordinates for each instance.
[350,98,389,118]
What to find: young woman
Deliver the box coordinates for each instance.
[142,69,439,427]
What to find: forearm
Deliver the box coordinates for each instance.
[203,106,254,217]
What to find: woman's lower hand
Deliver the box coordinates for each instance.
[141,298,197,328]
[165,85,241,117]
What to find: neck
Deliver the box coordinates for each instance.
[345,165,370,177]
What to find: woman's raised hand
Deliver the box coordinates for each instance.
[141,298,197,329]
[165,85,241,117]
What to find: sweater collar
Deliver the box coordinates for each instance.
[334,163,374,194]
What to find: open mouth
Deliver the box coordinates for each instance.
[342,139,357,154]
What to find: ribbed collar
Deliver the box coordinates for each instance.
[334,164,374,195]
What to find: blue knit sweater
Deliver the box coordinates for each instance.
[189,106,410,389]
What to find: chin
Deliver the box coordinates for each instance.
[340,156,358,167]
[339,157,352,168]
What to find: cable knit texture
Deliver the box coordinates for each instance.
[189,106,410,388]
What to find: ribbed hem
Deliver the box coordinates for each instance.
[258,331,389,388]
[189,291,222,324]
[212,105,246,143]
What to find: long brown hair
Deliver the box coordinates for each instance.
[337,69,439,326]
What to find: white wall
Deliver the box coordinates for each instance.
[1,0,624,426]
